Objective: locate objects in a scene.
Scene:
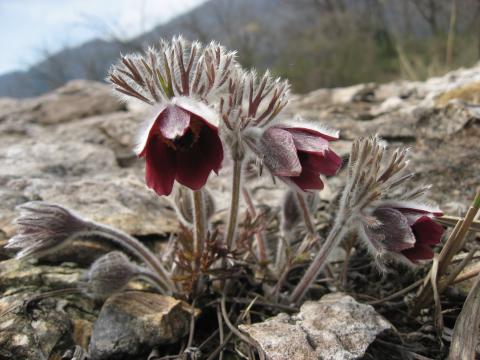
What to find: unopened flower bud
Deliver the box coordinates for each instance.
[174,187,216,224]
[80,251,138,299]
[6,202,91,259]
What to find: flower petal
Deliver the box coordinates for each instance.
[411,216,444,245]
[369,207,416,252]
[175,122,224,190]
[290,168,324,191]
[402,244,434,262]
[174,96,220,128]
[158,105,191,140]
[135,105,167,156]
[299,150,342,176]
[144,137,177,196]
[261,127,302,177]
[283,126,339,141]
[285,128,331,153]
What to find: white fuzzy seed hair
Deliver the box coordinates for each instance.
[108,36,237,106]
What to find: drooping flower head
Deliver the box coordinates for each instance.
[337,135,445,266]
[108,37,236,195]
[259,121,342,191]
[137,98,223,195]
[360,201,444,265]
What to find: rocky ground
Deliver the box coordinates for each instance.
[0,65,479,359]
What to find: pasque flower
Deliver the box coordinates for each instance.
[136,99,223,196]
[260,124,342,191]
[361,201,444,264]
[108,37,236,196]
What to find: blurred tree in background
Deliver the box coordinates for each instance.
[273,0,480,92]
[1,0,479,97]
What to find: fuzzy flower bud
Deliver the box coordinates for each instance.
[174,186,216,224]
[80,251,138,299]
[6,202,91,259]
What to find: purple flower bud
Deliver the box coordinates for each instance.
[80,251,138,299]
[360,201,445,264]
[260,123,342,191]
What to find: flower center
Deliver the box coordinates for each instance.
[161,119,204,151]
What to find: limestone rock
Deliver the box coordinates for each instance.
[0,89,177,243]
[0,80,125,127]
[88,291,191,360]
[240,293,393,360]
[0,259,97,360]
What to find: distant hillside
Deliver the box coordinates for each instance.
[1,0,478,98]
[0,0,284,98]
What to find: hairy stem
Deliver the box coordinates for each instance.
[296,192,316,236]
[295,192,322,256]
[289,219,348,305]
[192,190,207,283]
[225,159,243,250]
[136,269,170,293]
[87,222,174,292]
[242,187,267,263]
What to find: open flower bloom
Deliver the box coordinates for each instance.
[136,98,224,196]
[361,201,445,264]
[260,125,342,191]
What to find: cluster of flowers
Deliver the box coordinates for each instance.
[6,37,444,304]
[108,37,342,196]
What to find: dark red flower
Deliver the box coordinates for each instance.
[260,125,342,191]
[136,101,223,196]
[364,202,445,264]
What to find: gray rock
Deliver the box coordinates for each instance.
[0,80,125,127]
[1,62,480,359]
[240,293,393,360]
[0,96,177,243]
[0,259,97,360]
[88,291,191,360]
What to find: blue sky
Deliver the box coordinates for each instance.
[0,0,206,75]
